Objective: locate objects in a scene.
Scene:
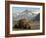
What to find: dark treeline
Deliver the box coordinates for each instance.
[13,19,31,30]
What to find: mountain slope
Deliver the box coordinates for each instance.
[34,13,40,21]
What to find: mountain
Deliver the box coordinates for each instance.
[13,10,38,21]
[34,13,40,21]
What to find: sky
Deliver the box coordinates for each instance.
[12,7,40,14]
